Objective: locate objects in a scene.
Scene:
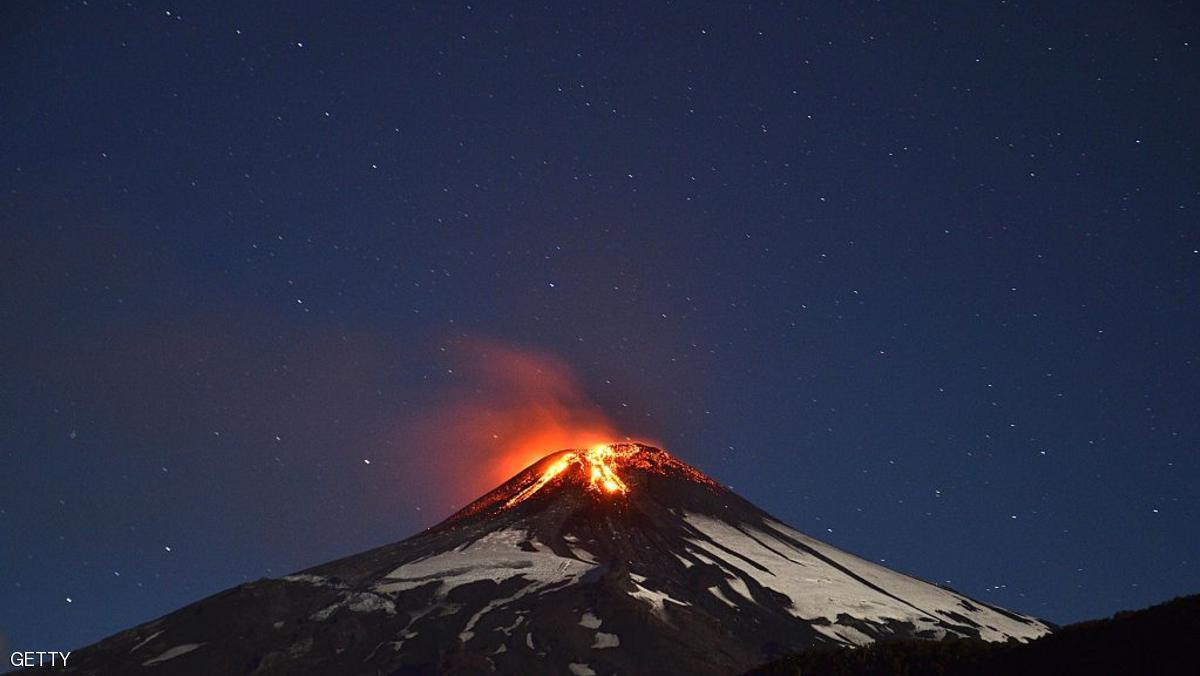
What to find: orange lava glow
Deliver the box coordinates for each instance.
[444,442,721,523]
[489,424,621,493]
[505,444,632,507]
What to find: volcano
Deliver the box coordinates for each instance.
[55,443,1052,675]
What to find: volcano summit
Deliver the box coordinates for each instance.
[54,443,1051,675]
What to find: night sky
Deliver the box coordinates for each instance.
[3,0,1198,656]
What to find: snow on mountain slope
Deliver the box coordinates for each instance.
[681,513,1047,644]
[374,528,595,595]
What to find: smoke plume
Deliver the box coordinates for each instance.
[395,340,624,514]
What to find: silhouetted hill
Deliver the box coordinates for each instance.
[746,593,1200,676]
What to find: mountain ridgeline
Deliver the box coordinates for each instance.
[48,443,1051,675]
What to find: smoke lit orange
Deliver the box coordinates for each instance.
[396,340,631,512]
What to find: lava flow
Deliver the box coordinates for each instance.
[442,442,723,524]
[505,444,631,507]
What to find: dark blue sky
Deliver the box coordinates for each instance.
[2,0,1198,654]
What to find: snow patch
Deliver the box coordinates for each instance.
[628,581,690,614]
[390,630,419,652]
[568,663,596,676]
[813,622,877,646]
[312,591,395,621]
[128,630,163,654]
[142,643,202,666]
[592,632,620,649]
[282,574,337,587]
[726,576,755,602]
[459,585,538,643]
[348,593,396,615]
[311,603,340,622]
[709,586,738,608]
[570,547,599,564]
[578,611,602,629]
[495,613,525,635]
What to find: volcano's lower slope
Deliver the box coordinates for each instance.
[54,444,1051,675]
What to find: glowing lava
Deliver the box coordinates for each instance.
[443,442,722,523]
[505,444,631,507]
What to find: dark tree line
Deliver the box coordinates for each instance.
[747,594,1200,676]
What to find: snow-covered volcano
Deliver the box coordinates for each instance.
[56,443,1052,675]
